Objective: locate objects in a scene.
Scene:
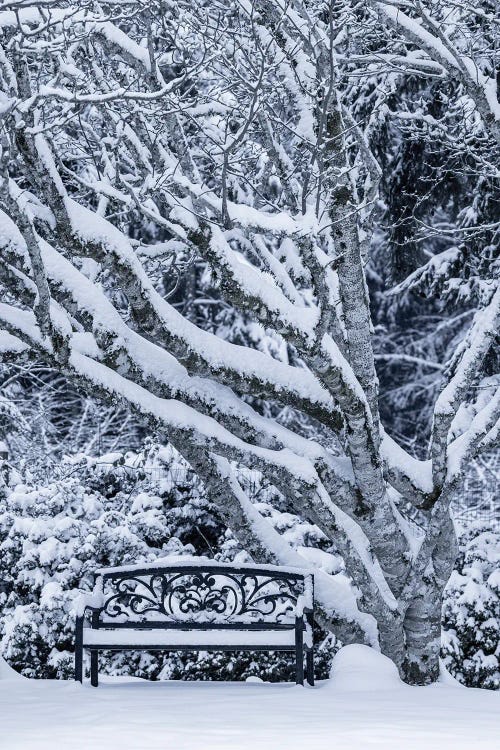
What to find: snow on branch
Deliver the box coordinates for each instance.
[59,199,342,430]
[0,329,28,356]
[373,2,500,143]
[432,285,500,487]
[446,386,500,483]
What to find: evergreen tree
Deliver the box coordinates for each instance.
[442,523,500,690]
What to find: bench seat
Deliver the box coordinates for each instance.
[83,627,296,649]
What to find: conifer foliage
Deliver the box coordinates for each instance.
[442,524,500,690]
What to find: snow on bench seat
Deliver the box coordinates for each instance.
[82,628,296,648]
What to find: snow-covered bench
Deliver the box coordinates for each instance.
[75,561,314,686]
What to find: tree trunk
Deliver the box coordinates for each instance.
[402,584,443,684]
[401,515,458,684]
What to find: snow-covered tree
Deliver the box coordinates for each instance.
[442,523,500,689]
[0,1,498,684]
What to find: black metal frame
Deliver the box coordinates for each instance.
[75,563,314,687]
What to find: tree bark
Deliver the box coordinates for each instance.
[402,514,458,684]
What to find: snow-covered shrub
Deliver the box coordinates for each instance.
[442,523,500,690]
[0,445,198,678]
[158,636,336,683]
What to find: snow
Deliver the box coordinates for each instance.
[0,330,28,354]
[0,656,23,681]
[96,22,154,74]
[82,628,296,648]
[436,285,500,417]
[39,230,332,466]
[447,389,500,480]
[328,644,401,690]
[96,559,312,577]
[381,431,434,495]
[208,225,319,338]
[377,5,458,69]
[462,57,500,121]
[0,304,51,351]
[314,485,398,610]
[0,8,77,29]
[1,645,499,750]
[0,205,29,258]
[67,349,324,489]
[321,334,368,404]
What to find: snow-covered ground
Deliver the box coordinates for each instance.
[2,646,499,750]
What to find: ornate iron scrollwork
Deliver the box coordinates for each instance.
[99,568,304,624]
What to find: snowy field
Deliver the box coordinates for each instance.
[2,646,499,750]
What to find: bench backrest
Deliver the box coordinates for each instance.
[92,564,313,630]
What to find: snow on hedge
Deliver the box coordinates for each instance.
[442,523,500,690]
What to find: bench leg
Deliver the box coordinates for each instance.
[90,650,99,687]
[306,649,314,686]
[295,617,304,685]
[75,616,83,683]
[295,649,304,685]
[75,644,83,683]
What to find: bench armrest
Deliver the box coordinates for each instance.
[295,573,314,615]
[296,574,314,648]
[75,576,105,618]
